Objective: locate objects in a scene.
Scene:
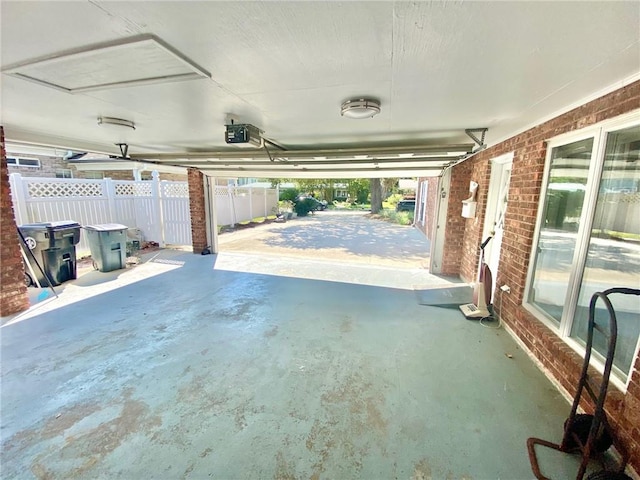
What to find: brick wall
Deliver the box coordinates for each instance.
[8,157,187,182]
[0,126,29,316]
[444,80,640,472]
[187,168,208,254]
[440,160,474,275]
[424,177,439,242]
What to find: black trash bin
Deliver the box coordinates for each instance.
[83,224,128,272]
[19,221,81,287]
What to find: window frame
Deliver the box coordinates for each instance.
[523,109,640,390]
[55,168,74,179]
[7,156,41,168]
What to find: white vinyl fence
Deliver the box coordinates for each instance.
[9,173,191,257]
[213,185,279,227]
[9,174,281,257]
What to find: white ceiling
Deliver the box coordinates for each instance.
[1,1,639,178]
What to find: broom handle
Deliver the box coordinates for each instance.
[19,244,41,288]
[17,228,58,299]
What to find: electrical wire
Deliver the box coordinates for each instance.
[479,288,503,329]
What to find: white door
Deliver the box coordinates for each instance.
[417,180,428,226]
[430,169,451,274]
[483,153,513,299]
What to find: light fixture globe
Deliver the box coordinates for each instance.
[340,98,381,119]
[97,116,136,130]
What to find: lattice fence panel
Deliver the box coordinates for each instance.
[161,182,189,198]
[616,192,640,204]
[114,182,153,196]
[27,180,103,198]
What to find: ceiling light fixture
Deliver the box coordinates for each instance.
[340,98,381,119]
[98,116,136,130]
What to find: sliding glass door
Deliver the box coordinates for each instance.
[569,125,640,378]
[526,115,640,384]
[528,138,593,325]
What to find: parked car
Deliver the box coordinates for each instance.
[295,195,328,211]
[396,199,416,212]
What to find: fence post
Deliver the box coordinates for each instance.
[204,176,219,254]
[152,171,165,246]
[104,177,117,222]
[9,173,29,225]
[228,185,235,227]
[264,187,268,217]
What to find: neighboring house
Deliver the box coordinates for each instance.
[415,82,640,467]
[6,151,81,179]
[67,153,188,181]
[5,145,188,181]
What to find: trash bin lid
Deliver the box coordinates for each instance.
[83,223,129,232]
[20,220,80,230]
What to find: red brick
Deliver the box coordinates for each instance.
[0,126,29,316]
[438,80,640,473]
[187,168,208,254]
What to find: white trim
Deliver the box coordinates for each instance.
[629,334,640,392]
[560,132,605,337]
[72,160,187,175]
[483,152,514,241]
[55,168,74,179]
[7,156,41,168]
[523,127,600,331]
[418,180,428,225]
[544,109,640,146]
[488,72,640,149]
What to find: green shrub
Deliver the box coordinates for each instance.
[280,188,299,202]
[383,193,404,209]
[278,200,294,212]
[294,197,316,217]
[378,208,414,225]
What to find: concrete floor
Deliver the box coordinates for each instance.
[1,214,589,479]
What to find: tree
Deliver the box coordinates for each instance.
[346,178,370,203]
[381,178,399,199]
[370,178,382,213]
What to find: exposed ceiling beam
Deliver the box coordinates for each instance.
[160,156,454,167]
[129,143,474,161]
[201,168,443,179]
[196,164,445,176]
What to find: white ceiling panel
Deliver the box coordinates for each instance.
[1,1,638,177]
[3,35,209,93]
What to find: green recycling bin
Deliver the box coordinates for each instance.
[83,224,128,272]
[19,221,81,287]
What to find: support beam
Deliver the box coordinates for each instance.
[187,168,208,254]
[0,126,29,316]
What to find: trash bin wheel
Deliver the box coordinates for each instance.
[564,414,613,453]
[25,272,34,287]
[24,236,37,250]
[92,259,98,270]
[586,471,633,480]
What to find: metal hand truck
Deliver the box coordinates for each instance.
[527,287,640,480]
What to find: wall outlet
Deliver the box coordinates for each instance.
[500,285,511,293]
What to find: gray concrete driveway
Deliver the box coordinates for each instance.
[219,210,430,269]
[214,210,450,290]
[0,213,583,479]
